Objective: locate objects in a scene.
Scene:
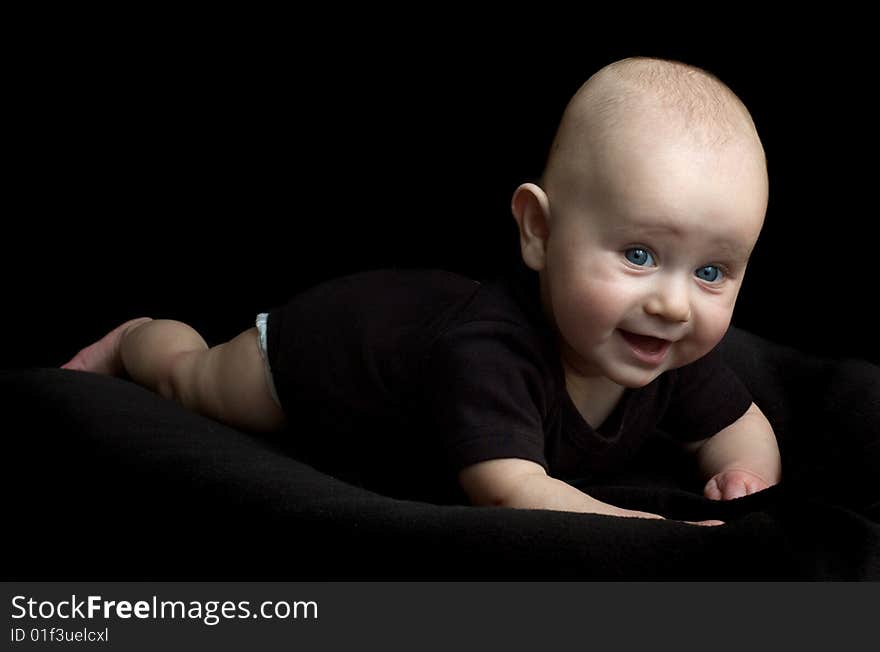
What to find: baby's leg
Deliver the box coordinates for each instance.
[64,319,286,433]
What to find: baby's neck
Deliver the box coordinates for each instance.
[563,370,626,429]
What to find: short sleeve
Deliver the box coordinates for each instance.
[421,321,553,473]
[659,345,753,442]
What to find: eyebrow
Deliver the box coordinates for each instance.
[710,239,752,262]
[611,218,752,262]
[610,217,684,237]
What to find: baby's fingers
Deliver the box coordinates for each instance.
[705,476,746,500]
[613,508,666,520]
[704,477,724,501]
[704,469,771,501]
[614,509,723,526]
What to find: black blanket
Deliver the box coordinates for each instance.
[4,327,879,580]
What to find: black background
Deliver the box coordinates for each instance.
[5,23,877,368]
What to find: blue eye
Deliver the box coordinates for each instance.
[695,265,723,283]
[624,248,655,267]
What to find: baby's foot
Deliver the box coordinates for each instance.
[61,317,153,376]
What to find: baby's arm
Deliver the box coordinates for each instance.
[458,459,721,525]
[683,402,781,500]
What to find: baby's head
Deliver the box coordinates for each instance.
[511,57,768,388]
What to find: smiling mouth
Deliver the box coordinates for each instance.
[618,330,672,362]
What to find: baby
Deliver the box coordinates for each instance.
[62,57,781,525]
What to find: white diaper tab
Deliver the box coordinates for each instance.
[255,312,282,408]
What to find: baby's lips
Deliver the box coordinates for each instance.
[618,329,671,353]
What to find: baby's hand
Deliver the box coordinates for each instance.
[703,468,774,501]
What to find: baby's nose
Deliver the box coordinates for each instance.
[644,279,691,323]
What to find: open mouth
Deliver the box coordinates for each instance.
[618,330,672,363]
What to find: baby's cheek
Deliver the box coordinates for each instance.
[685,307,733,361]
[569,284,622,333]
[554,291,599,341]
[673,339,709,369]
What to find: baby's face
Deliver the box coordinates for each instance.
[540,122,767,388]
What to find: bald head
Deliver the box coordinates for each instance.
[541,57,767,204]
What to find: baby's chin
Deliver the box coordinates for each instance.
[604,351,690,388]
[607,368,665,389]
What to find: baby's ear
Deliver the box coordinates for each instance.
[511,183,551,271]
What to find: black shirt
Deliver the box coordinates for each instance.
[265,261,753,503]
